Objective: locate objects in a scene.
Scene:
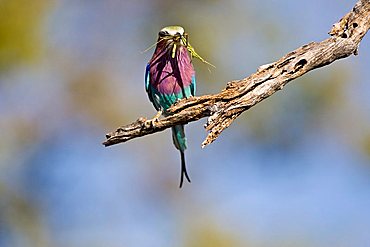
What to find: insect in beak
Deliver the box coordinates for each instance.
[172,43,177,58]
[171,33,184,58]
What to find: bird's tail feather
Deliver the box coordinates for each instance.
[172,125,187,151]
[172,125,191,187]
[180,150,191,188]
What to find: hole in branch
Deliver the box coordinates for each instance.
[353,22,358,28]
[294,59,307,71]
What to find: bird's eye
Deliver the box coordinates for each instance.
[158,31,167,37]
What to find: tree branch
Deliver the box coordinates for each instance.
[103,0,370,148]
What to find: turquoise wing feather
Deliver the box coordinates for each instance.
[145,63,150,92]
[190,74,196,96]
[145,63,158,110]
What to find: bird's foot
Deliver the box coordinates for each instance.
[146,110,162,128]
[153,110,162,120]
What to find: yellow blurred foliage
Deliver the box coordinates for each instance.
[0,0,52,71]
[361,133,370,158]
[0,183,51,247]
[67,68,131,127]
[186,220,243,247]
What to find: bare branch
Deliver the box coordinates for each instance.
[103,0,370,148]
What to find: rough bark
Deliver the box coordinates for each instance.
[103,0,370,148]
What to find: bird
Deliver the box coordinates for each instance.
[145,26,196,188]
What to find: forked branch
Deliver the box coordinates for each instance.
[103,0,370,148]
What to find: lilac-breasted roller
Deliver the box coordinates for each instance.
[145,26,196,188]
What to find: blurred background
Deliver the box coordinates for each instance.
[1,0,370,246]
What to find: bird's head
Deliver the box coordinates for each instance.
[156,26,189,58]
[148,25,214,67]
[158,26,188,47]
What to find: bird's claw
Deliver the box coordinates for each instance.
[145,110,162,128]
